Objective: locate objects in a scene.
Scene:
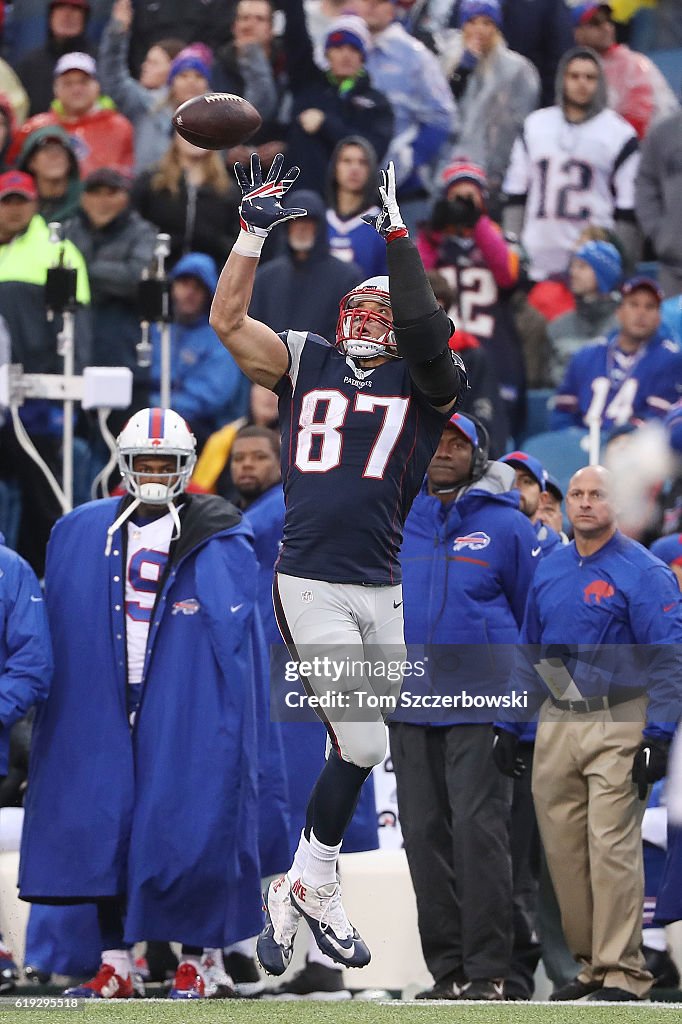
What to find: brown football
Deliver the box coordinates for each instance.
[172,93,262,150]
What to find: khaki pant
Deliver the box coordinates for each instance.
[531,697,653,997]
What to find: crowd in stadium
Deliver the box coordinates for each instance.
[0,0,679,1006]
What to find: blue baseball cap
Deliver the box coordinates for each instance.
[570,2,611,27]
[544,473,563,502]
[621,275,664,305]
[500,451,547,489]
[650,534,682,567]
[447,412,478,446]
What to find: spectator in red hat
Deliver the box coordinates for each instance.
[436,0,540,217]
[552,276,682,431]
[11,52,134,179]
[418,160,528,441]
[16,0,95,117]
[572,2,678,140]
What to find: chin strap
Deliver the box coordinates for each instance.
[105,498,141,557]
[104,499,183,557]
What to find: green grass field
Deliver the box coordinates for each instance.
[0,1000,680,1024]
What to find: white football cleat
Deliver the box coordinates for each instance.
[289,878,370,968]
[256,875,302,976]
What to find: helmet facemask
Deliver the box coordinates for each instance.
[118,450,195,505]
[336,279,398,361]
[105,409,197,555]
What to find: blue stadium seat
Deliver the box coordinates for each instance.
[519,389,554,444]
[648,49,682,97]
[635,261,660,281]
[628,9,659,54]
[522,428,592,498]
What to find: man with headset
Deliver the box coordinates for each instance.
[390,412,539,1001]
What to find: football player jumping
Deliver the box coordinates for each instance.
[210,155,468,975]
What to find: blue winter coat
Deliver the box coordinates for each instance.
[245,485,378,854]
[394,465,539,725]
[19,494,264,948]
[244,486,292,876]
[0,544,52,774]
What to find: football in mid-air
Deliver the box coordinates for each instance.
[172,93,262,150]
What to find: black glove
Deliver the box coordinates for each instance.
[632,739,669,800]
[492,728,526,779]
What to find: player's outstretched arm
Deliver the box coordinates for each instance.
[364,163,468,413]
[210,153,307,390]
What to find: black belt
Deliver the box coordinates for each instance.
[550,688,643,714]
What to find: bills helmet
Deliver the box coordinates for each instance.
[336,276,397,361]
[117,408,197,504]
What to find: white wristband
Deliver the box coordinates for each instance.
[232,229,266,258]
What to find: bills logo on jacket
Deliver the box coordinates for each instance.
[453,532,491,552]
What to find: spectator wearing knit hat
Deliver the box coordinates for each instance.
[16,0,95,116]
[436,0,540,218]
[417,159,528,442]
[547,240,623,384]
[444,0,574,108]
[281,0,394,195]
[98,0,189,173]
[10,53,134,179]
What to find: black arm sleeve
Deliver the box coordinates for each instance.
[387,235,469,407]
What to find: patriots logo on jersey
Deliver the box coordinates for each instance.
[453,532,491,552]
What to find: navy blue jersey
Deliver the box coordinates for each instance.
[274,330,448,584]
